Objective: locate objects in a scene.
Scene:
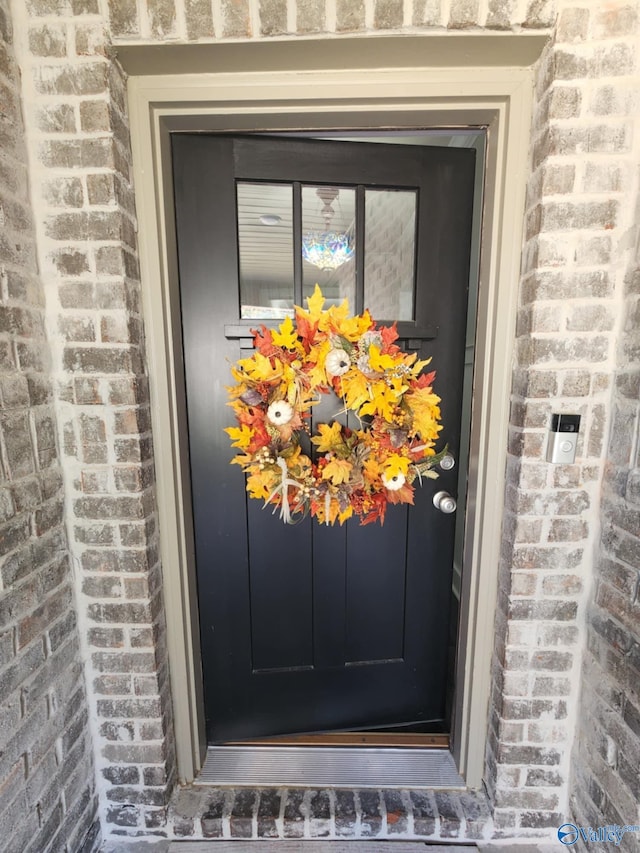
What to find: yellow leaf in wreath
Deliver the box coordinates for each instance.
[341,370,371,411]
[229,365,246,384]
[360,381,397,422]
[338,505,354,524]
[409,355,432,376]
[322,458,352,485]
[224,424,253,449]
[406,386,442,440]
[387,373,409,398]
[336,309,374,342]
[305,284,326,320]
[383,454,410,478]
[306,338,332,388]
[368,344,401,374]
[320,299,350,329]
[282,443,308,474]
[230,452,252,467]
[271,315,299,350]
[312,421,344,452]
[238,352,283,383]
[281,363,301,406]
[246,468,277,501]
[315,496,337,525]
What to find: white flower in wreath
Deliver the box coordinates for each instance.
[381,471,406,491]
[267,400,294,426]
[325,348,351,377]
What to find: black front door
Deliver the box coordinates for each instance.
[172,134,475,743]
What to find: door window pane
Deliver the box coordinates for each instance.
[364,189,416,321]
[302,185,356,309]
[237,182,294,319]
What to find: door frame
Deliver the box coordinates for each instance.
[123,33,545,788]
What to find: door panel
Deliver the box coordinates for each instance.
[172,134,475,743]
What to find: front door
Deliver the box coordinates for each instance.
[172,134,475,743]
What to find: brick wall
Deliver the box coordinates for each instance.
[568,3,640,846]
[105,0,556,40]
[0,1,98,850]
[11,0,176,839]
[486,1,640,840]
[3,0,640,845]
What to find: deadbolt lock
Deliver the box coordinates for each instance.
[439,453,456,471]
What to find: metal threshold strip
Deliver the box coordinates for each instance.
[169,845,476,852]
[199,746,465,789]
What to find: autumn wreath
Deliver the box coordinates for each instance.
[225,286,445,526]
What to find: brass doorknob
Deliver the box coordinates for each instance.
[433,490,457,514]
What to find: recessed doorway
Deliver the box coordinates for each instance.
[125,48,538,786]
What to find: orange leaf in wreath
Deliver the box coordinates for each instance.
[413,370,436,389]
[246,423,271,453]
[386,482,415,505]
[252,325,277,356]
[361,493,388,526]
[380,323,400,350]
[363,456,383,483]
[295,312,318,349]
[274,411,305,442]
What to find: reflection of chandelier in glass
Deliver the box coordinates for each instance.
[302,231,354,271]
[302,187,355,271]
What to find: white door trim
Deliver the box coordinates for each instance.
[125,42,540,788]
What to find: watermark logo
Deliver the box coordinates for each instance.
[558,824,580,845]
[558,823,640,846]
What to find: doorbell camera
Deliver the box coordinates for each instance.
[546,413,581,464]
